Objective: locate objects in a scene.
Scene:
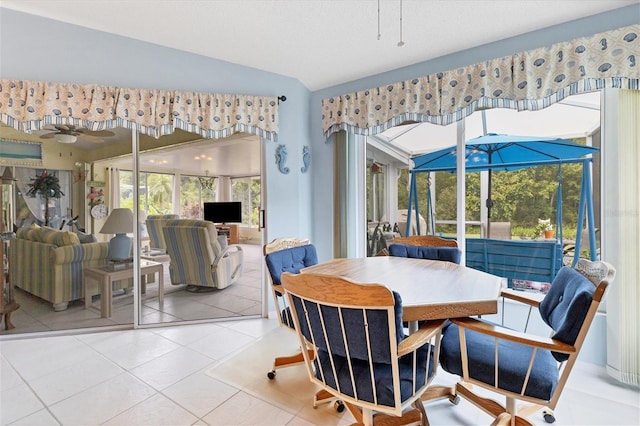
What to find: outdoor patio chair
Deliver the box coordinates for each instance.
[282,271,445,426]
[438,259,615,425]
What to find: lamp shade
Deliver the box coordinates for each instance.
[100,208,134,261]
[100,208,133,235]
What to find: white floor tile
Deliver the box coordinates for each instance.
[129,346,215,390]
[0,356,23,392]
[0,336,97,381]
[151,322,225,346]
[27,355,124,405]
[186,327,255,361]
[7,408,60,426]
[162,370,238,418]
[102,393,198,426]
[48,373,156,425]
[202,391,295,425]
[99,333,181,370]
[0,383,45,425]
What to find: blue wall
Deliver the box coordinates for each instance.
[0,8,314,241]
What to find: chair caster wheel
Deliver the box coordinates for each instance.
[267,370,276,380]
[448,394,460,405]
[334,400,345,412]
[543,411,555,423]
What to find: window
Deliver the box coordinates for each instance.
[230,176,260,226]
[13,167,72,230]
[119,171,174,215]
[179,175,217,219]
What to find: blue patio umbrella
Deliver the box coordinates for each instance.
[408,133,599,241]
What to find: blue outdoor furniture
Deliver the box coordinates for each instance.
[465,238,563,287]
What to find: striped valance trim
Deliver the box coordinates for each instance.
[322,24,640,139]
[0,80,279,142]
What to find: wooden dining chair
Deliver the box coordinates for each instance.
[392,235,458,248]
[263,237,315,379]
[282,271,446,426]
[438,259,615,425]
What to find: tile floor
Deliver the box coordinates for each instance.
[1,317,639,426]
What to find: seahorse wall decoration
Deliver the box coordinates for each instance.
[301,145,310,173]
[275,144,290,174]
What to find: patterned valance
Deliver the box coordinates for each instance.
[0,80,279,141]
[322,24,639,139]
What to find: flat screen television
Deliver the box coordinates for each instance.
[203,201,242,224]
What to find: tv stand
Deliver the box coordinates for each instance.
[215,224,239,245]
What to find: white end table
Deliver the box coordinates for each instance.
[83,259,164,318]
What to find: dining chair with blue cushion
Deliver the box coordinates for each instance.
[282,271,445,426]
[388,243,462,264]
[438,259,615,425]
[263,238,318,379]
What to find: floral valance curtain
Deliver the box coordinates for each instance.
[0,80,279,141]
[322,24,639,139]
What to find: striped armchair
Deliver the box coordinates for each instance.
[145,214,179,253]
[162,219,243,290]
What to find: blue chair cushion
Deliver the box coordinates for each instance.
[266,244,318,329]
[314,342,436,407]
[265,244,318,284]
[439,322,559,401]
[388,243,462,264]
[539,266,595,362]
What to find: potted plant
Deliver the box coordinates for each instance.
[26,170,64,227]
[535,218,554,239]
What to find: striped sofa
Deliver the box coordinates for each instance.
[162,219,243,290]
[9,226,126,311]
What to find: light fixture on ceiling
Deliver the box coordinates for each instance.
[54,133,77,144]
[377,0,405,47]
[198,170,215,191]
[397,0,405,47]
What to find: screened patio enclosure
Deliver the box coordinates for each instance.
[405,134,600,270]
[367,91,602,244]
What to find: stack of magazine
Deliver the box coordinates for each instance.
[108,258,133,271]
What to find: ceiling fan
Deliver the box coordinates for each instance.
[38,124,115,144]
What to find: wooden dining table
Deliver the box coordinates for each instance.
[301,256,506,323]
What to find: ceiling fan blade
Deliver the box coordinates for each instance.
[78,129,115,137]
[39,133,56,139]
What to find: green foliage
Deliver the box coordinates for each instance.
[397,139,588,235]
[26,170,64,199]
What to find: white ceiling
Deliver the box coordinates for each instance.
[1,0,637,91]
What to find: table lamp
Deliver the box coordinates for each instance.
[100,208,133,261]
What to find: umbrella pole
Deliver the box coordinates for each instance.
[486,170,493,238]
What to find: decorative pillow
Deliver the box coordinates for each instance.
[40,227,81,246]
[17,226,41,241]
[76,232,97,244]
